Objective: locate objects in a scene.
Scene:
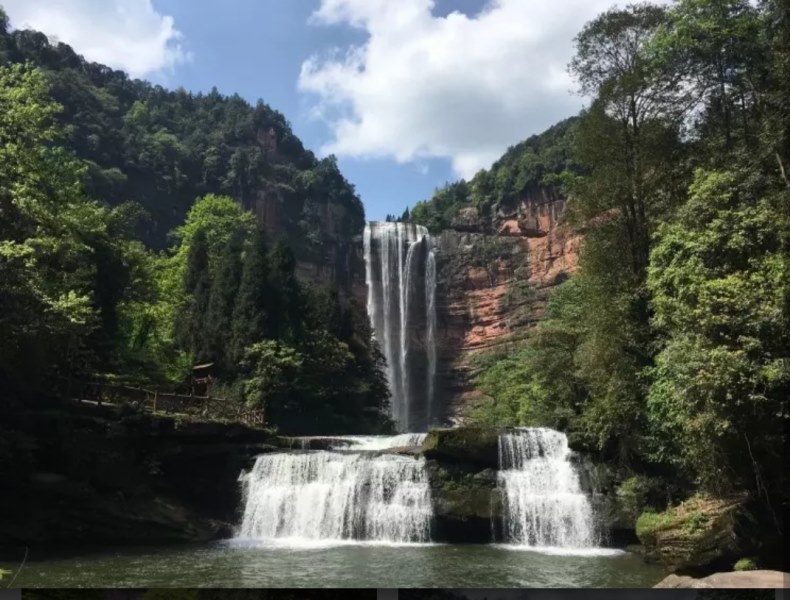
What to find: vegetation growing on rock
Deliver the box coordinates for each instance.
[636,495,751,572]
[733,558,759,572]
[0,20,364,251]
[409,118,578,233]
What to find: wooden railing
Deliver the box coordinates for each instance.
[69,380,265,428]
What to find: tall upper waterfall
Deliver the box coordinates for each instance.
[498,428,598,549]
[363,222,437,432]
[237,435,432,545]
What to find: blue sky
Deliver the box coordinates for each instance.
[150,0,470,220]
[3,0,630,221]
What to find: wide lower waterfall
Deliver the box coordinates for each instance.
[237,435,432,544]
[364,222,437,432]
[498,428,598,548]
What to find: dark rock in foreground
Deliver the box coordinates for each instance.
[0,407,277,548]
[422,427,500,468]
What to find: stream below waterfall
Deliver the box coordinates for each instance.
[7,430,670,588]
[8,543,666,588]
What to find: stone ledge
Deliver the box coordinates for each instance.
[655,570,789,588]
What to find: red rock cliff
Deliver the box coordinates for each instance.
[433,191,581,424]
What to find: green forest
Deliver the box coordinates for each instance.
[414,0,789,522]
[0,0,788,579]
[0,7,391,436]
[409,116,579,232]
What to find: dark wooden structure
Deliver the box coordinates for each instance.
[68,379,265,428]
[191,362,214,396]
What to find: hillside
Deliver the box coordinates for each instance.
[409,119,582,425]
[0,22,364,286]
[0,9,391,437]
[410,116,578,234]
[408,2,788,573]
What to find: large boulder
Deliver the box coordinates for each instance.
[422,427,500,468]
[425,459,501,543]
[636,494,751,573]
[655,570,788,588]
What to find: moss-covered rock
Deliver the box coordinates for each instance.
[424,457,501,543]
[422,427,500,468]
[433,486,498,520]
[593,474,672,544]
[636,494,751,573]
[430,482,501,543]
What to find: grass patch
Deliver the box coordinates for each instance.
[635,493,745,541]
[733,557,758,571]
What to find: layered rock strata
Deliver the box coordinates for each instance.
[432,192,580,424]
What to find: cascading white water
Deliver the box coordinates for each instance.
[363,222,437,432]
[293,433,427,451]
[335,433,428,451]
[237,435,432,544]
[425,250,437,420]
[498,428,597,549]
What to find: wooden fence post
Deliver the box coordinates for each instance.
[153,391,158,413]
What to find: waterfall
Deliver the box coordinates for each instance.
[293,433,427,451]
[425,249,437,421]
[237,435,432,544]
[338,433,428,451]
[363,222,437,432]
[497,428,597,549]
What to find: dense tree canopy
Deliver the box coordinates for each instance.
[409,117,579,232]
[0,21,364,255]
[0,63,146,393]
[467,0,788,527]
[0,31,391,434]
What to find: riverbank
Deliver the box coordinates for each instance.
[0,403,277,551]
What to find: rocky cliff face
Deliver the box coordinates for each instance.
[0,406,278,547]
[432,190,580,425]
[240,132,366,295]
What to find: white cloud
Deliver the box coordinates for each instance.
[3,0,189,78]
[299,0,632,179]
